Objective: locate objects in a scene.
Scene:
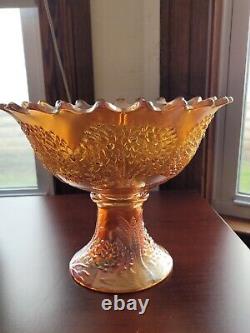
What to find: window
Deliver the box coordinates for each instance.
[213,0,250,218]
[237,49,250,196]
[0,1,53,196]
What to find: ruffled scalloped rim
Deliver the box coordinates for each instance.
[0,96,233,115]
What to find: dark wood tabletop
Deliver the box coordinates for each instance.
[0,191,250,333]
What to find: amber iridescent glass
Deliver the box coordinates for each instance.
[0,96,232,293]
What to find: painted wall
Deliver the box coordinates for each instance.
[90,0,160,103]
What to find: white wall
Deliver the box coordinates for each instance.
[90,0,160,103]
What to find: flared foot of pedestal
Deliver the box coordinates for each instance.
[69,240,173,293]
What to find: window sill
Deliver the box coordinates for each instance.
[223,215,250,235]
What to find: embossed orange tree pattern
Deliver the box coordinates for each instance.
[20,116,213,189]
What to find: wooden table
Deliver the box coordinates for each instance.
[0,191,249,333]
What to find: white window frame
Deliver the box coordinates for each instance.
[212,0,250,219]
[0,0,54,196]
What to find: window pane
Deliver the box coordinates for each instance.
[0,8,37,189]
[238,42,250,195]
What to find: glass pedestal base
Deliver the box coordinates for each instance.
[69,192,173,293]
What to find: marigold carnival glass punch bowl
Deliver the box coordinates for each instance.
[0,96,233,293]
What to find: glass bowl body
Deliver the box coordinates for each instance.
[0,97,233,194]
